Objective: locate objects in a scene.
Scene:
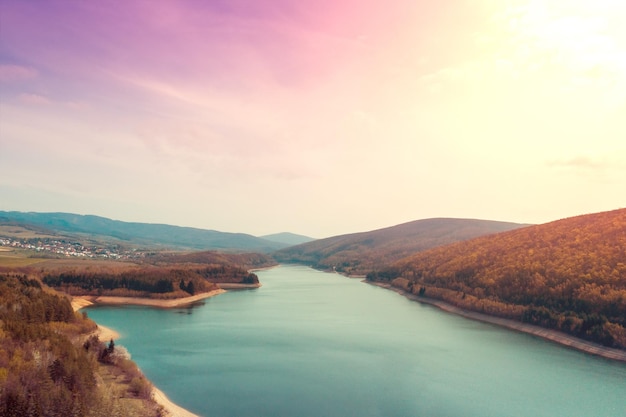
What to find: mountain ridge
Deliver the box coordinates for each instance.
[273,217,529,275]
[0,211,286,252]
[260,232,315,246]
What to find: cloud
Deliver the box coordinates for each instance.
[547,155,626,176]
[549,156,605,170]
[0,64,38,82]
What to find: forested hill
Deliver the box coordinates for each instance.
[0,211,286,252]
[273,218,527,275]
[0,274,163,415]
[369,208,626,349]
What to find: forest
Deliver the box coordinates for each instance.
[0,274,160,416]
[42,264,259,298]
[367,209,626,349]
[144,250,276,270]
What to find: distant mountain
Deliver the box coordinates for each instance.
[0,211,286,252]
[260,232,315,246]
[273,218,527,275]
[372,208,626,349]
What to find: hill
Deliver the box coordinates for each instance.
[0,274,162,416]
[369,208,626,349]
[0,211,286,252]
[260,232,315,246]
[273,218,527,275]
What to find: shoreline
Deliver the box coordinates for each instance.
[72,292,219,417]
[217,282,262,289]
[72,288,226,310]
[94,323,120,342]
[248,264,279,272]
[152,387,201,417]
[367,281,626,363]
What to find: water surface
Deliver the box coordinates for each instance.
[86,265,626,417]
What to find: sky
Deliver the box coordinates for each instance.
[1,0,625,238]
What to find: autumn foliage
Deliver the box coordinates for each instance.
[0,247,270,415]
[274,218,524,275]
[146,250,275,270]
[35,250,266,299]
[368,209,626,349]
[41,264,260,298]
[1,275,104,415]
[0,273,162,416]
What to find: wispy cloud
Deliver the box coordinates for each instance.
[1,0,625,235]
[548,156,607,170]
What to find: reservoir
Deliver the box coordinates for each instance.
[86,265,626,417]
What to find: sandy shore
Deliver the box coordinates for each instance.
[71,296,95,312]
[71,292,220,417]
[248,265,278,272]
[88,331,201,417]
[369,281,626,363]
[95,324,120,342]
[72,289,225,310]
[153,387,201,417]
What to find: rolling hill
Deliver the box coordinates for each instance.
[273,218,527,275]
[370,208,626,349]
[0,211,287,252]
[260,232,315,246]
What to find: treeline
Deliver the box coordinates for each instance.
[143,250,276,270]
[193,264,259,284]
[42,267,218,298]
[0,274,158,416]
[368,209,626,349]
[42,264,258,298]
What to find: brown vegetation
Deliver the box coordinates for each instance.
[274,218,526,275]
[368,209,626,349]
[0,248,271,415]
[0,248,269,301]
[0,273,163,416]
[41,262,258,298]
[146,250,276,271]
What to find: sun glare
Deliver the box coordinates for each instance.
[485,0,626,108]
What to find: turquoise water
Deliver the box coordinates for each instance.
[86,265,626,417]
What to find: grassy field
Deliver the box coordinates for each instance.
[0,224,59,239]
[34,257,141,274]
[0,248,138,271]
[0,247,48,267]
[0,257,47,267]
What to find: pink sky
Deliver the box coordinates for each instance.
[1,0,625,237]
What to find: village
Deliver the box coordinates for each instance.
[0,236,147,260]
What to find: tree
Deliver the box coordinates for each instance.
[186,280,195,295]
[48,358,66,383]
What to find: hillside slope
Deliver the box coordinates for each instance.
[274,218,527,275]
[0,274,162,416]
[0,211,285,252]
[260,232,315,246]
[370,208,626,349]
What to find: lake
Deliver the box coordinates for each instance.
[86,264,626,417]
